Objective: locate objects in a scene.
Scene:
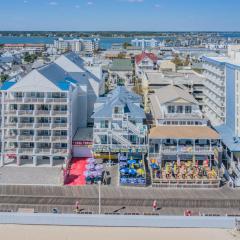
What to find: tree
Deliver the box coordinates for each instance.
[24,52,38,63]
[0,74,9,83]
[172,54,183,67]
[123,42,132,49]
[184,54,191,66]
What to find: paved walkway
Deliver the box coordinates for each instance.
[0,166,61,185]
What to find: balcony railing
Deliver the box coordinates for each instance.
[4,98,23,103]
[18,110,34,116]
[35,110,50,115]
[4,123,17,128]
[164,112,202,119]
[4,110,17,115]
[52,148,69,154]
[35,136,51,141]
[18,148,34,154]
[51,111,68,116]
[45,98,68,103]
[52,123,68,129]
[18,136,34,141]
[5,148,17,154]
[151,145,215,155]
[112,114,124,120]
[23,98,45,103]
[18,123,34,129]
[52,136,68,142]
[35,123,51,129]
[35,148,51,154]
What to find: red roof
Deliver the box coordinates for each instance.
[135,52,158,65]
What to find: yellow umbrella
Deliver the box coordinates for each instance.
[137,168,145,175]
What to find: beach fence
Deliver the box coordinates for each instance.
[0,213,239,229]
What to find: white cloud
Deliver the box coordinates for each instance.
[127,0,144,2]
[75,5,80,9]
[87,1,93,5]
[154,4,161,8]
[23,0,28,3]
[49,1,58,6]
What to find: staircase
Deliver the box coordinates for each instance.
[127,121,142,135]
[231,162,240,187]
[112,131,131,146]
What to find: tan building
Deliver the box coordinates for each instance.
[159,60,176,72]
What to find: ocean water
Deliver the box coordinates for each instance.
[0,37,133,50]
[0,33,239,50]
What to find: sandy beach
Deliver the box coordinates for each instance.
[0,225,238,240]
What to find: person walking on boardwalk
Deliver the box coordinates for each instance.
[152,200,157,211]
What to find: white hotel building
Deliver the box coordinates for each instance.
[203,45,240,186]
[0,52,104,166]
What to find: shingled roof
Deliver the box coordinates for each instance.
[135,52,158,65]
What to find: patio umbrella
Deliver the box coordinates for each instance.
[120,168,129,174]
[151,163,159,169]
[83,170,92,177]
[90,171,98,177]
[95,164,103,170]
[128,159,136,165]
[119,155,127,161]
[87,158,96,163]
[128,168,137,175]
[86,164,95,170]
[137,168,144,175]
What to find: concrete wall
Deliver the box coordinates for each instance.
[0,213,238,229]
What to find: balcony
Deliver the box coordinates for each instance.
[4,123,17,128]
[23,98,45,104]
[5,148,17,154]
[35,148,51,154]
[52,123,68,129]
[4,98,23,103]
[18,110,34,116]
[35,136,51,142]
[5,135,17,141]
[52,136,68,142]
[18,136,34,142]
[45,98,68,103]
[52,148,69,155]
[18,123,34,129]
[34,110,50,116]
[164,112,202,120]
[35,123,51,129]
[112,114,124,120]
[51,111,68,116]
[18,148,34,154]
[157,145,214,154]
[4,110,17,115]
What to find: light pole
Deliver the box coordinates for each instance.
[98,180,101,214]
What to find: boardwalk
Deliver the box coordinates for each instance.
[0,185,239,211]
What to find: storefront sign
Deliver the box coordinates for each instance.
[73,141,93,146]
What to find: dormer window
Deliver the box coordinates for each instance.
[114,106,122,114]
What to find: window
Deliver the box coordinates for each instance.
[100,120,109,128]
[168,106,175,113]
[176,106,183,113]
[185,106,192,113]
[114,106,122,114]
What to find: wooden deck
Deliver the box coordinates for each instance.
[0,185,239,209]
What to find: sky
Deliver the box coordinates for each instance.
[0,0,240,31]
